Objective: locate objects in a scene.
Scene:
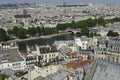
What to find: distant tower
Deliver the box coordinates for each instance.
[23,9,28,15]
[63,2,66,7]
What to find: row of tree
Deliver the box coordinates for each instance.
[57,17,120,30]
[57,18,106,30]
[0,27,58,42]
[107,30,119,37]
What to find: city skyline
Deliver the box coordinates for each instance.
[0,0,120,5]
[0,0,120,80]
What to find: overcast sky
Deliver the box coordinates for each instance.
[0,0,120,4]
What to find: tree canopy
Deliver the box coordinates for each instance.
[56,18,107,30]
[0,28,9,42]
[6,26,58,39]
[107,30,119,37]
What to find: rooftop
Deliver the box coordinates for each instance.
[93,60,120,80]
[79,50,94,57]
[43,70,68,80]
[0,48,24,64]
[65,59,94,70]
[65,52,76,57]
[14,14,31,18]
[39,46,58,54]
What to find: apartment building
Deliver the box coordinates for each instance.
[0,47,26,70]
[34,64,61,77]
[97,37,120,64]
[75,36,98,50]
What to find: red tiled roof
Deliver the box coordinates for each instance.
[66,60,76,67]
[72,61,88,70]
[22,51,28,57]
[65,59,94,70]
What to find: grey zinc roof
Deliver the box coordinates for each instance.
[79,50,94,57]
[43,70,68,80]
[0,48,24,64]
[14,14,31,18]
[39,46,58,54]
[92,60,120,80]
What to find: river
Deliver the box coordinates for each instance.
[17,33,74,51]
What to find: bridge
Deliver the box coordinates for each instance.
[66,28,81,34]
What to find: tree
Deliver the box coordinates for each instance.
[113,32,119,37]
[97,18,105,26]
[86,18,96,27]
[89,32,94,37]
[12,27,19,36]
[17,27,27,39]
[0,28,9,42]
[80,27,89,37]
[107,30,113,36]
[36,26,42,36]
[113,17,120,22]
[7,29,12,34]
[27,27,37,36]
[0,74,9,80]
[43,27,57,35]
[107,30,119,37]
[56,23,65,30]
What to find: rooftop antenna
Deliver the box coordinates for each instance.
[63,2,66,7]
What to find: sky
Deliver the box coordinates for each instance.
[0,0,120,5]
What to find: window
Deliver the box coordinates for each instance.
[42,55,44,58]
[45,55,47,58]
[104,48,106,51]
[82,43,84,45]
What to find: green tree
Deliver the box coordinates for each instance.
[7,29,12,35]
[113,32,119,37]
[56,23,65,30]
[107,30,119,37]
[80,27,89,37]
[17,27,27,39]
[107,30,114,37]
[0,28,9,42]
[113,17,120,22]
[27,27,37,36]
[96,18,105,26]
[12,27,19,36]
[36,26,42,36]
[0,74,9,80]
[89,32,94,37]
[43,27,57,35]
[86,18,96,27]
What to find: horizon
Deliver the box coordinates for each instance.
[0,0,120,5]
